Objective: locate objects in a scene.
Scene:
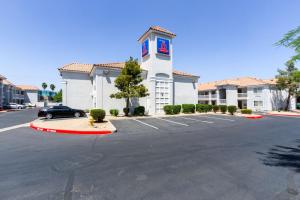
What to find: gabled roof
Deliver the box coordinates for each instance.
[59,62,198,78]
[198,77,276,91]
[0,74,6,80]
[138,26,176,41]
[16,85,39,91]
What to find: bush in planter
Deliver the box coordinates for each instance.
[219,105,227,114]
[212,105,219,113]
[173,105,181,114]
[196,104,206,113]
[90,109,106,122]
[109,109,119,117]
[163,105,181,115]
[123,107,130,116]
[207,104,213,112]
[182,104,195,113]
[241,109,252,114]
[134,106,145,116]
[227,105,237,115]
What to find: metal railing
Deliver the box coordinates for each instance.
[198,95,209,99]
[211,94,217,98]
[238,93,247,98]
[219,99,227,104]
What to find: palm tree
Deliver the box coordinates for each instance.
[42,82,47,90]
[50,84,55,92]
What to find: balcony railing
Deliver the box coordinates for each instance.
[211,94,217,98]
[238,93,247,98]
[219,99,227,104]
[198,95,209,99]
[13,94,24,99]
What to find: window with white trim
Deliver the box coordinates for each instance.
[253,88,262,93]
[254,101,263,107]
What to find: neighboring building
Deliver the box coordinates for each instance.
[198,77,296,111]
[17,85,39,105]
[0,74,6,109]
[59,26,199,115]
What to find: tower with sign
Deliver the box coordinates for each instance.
[138,26,176,114]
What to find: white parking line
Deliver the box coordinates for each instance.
[197,116,235,122]
[155,117,189,126]
[0,123,29,133]
[132,119,159,130]
[179,116,214,124]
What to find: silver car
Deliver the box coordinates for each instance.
[8,103,25,109]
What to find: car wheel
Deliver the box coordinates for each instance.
[18,106,22,109]
[74,112,81,118]
[46,113,53,119]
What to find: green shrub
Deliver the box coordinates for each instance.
[196,104,213,113]
[207,104,213,112]
[227,105,237,115]
[109,109,119,117]
[134,106,145,116]
[90,109,106,122]
[182,104,195,113]
[123,107,130,116]
[173,105,181,114]
[219,105,227,114]
[212,105,219,113]
[241,109,252,114]
[163,105,181,115]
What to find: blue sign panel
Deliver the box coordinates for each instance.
[157,38,170,55]
[142,39,149,57]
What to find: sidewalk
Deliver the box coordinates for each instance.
[267,111,300,117]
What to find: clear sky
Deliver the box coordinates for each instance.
[0,0,299,90]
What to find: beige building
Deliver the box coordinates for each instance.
[198,77,296,111]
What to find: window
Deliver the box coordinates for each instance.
[253,88,262,93]
[254,101,263,107]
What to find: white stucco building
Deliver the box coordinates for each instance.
[198,77,296,111]
[59,26,199,115]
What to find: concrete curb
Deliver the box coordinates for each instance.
[266,113,300,117]
[245,115,263,119]
[30,123,113,135]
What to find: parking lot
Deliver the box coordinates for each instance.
[1,111,300,200]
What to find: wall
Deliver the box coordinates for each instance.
[225,86,238,106]
[173,76,198,105]
[24,91,38,104]
[61,72,93,110]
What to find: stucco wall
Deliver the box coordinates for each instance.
[173,76,198,105]
[61,72,92,110]
[24,91,38,104]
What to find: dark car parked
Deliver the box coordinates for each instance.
[38,106,85,119]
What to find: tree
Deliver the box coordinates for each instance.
[110,57,149,116]
[50,84,55,91]
[42,82,47,90]
[53,89,62,103]
[276,61,300,111]
[276,26,300,62]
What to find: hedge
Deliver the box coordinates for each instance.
[163,105,181,115]
[219,105,227,114]
[241,109,252,114]
[134,106,145,116]
[109,109,119,117]
[182,104,195,113]
[196,104,212,113]
[212,105,219,113]
[227,105,237,115]
[90,109,106,122]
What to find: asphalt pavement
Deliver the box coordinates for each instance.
[0,111,300,200]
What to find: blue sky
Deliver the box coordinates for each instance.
[0,0,299,90]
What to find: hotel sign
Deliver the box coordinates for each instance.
[142,39,149,57]
[157,38,170,55]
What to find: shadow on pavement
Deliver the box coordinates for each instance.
[257,140,300,172]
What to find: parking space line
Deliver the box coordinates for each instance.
[155,117,189,126]
[132,119,159,130]
[0,123,29,133]
[197,116,235,122]
[179,116,214,124]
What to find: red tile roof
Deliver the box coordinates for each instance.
[138,26,176,41]
[59,62,198,78]
[16,85,39,91]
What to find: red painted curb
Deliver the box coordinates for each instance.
[245,115,263,119]
[266,113,300,117]
[30,123,112,135]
